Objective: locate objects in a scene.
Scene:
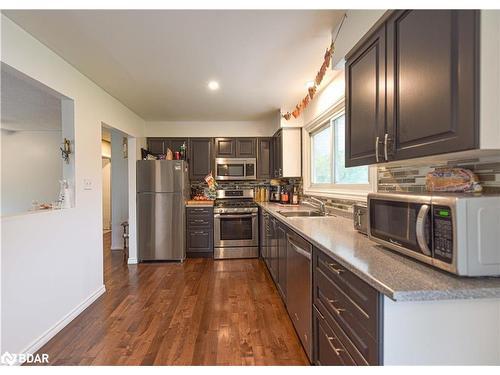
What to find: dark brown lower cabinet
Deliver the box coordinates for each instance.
[186,207,213,257]
[259,210,383,365]
[313,247,383,365]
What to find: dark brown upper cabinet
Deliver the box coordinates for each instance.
[236,138,257,158]
[386,10,478,160]
[147,137,188,155]
[189,138,213,180]
[345,10,479,167]
[257,137,273,179]
[147,138,166,155]
[345,25,387,167]
[215,137,257,158]
[215,138,236,157]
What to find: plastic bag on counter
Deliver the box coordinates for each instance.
[425,168,482,193]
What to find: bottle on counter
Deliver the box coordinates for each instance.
[280,186,289,204]
[180,142,186,160]
[291,186,299,205]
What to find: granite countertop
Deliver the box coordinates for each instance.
[258,202,500,302]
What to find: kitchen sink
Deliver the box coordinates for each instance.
[277,210,326,218]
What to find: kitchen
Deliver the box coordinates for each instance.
[1,3,500,370]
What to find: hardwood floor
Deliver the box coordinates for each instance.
[34,232,309,365]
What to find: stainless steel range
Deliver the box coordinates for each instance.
[213,189,259,259]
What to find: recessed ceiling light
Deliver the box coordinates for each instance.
[305,80,315,89]
[208,81,220,91]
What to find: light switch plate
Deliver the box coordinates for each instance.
[83,178,92,190]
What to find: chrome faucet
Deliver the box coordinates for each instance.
[307,196,326,216]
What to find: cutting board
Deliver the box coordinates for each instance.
[185,200,214,206]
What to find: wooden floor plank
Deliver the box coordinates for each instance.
[32,232,309,366]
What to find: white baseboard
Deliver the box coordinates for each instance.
[127,257,138,264]
[13,285,106,365]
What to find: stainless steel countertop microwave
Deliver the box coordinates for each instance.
[367,192,500,276]
[215,158,256,180]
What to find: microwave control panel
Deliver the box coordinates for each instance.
[432,205,453,264]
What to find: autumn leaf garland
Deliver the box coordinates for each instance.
[282,13,346,121]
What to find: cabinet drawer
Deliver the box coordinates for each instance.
[316,249,378,316]
[313,306,356,366]
[187,217,212,227]
[186,207,212,216]
[187,229,213,252]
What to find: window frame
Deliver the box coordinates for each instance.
[303,98,377,200]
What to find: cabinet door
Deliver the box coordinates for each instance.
[189,138,213,180]
[277,224,287,301]
[187,229,213,252]
[214,138,236,157]
[147,138,165,155]
[236,138,256,158]
[169,138,188,154]
[257,138,273,179]
[273,130,283,177]
[270,218,279,281]
[387,10,478,160]
[345,25,386,167]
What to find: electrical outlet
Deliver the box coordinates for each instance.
[83,178,92,190]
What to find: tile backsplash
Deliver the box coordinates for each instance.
[190,178,302,196]
[378,155,500,193]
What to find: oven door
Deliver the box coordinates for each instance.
[368,194,432,259]
[214,212,259,247]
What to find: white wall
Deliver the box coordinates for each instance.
[146,119,277,137]
[0,15,145,357]
[332,10,386,69]
[110,129,129,249]
[1,130,62,215]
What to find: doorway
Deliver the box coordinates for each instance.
[101,124,130,280]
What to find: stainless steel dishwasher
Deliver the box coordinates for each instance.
[286,231,312,361]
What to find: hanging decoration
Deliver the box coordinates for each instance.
[282,14,347,121]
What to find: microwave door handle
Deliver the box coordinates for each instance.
[416,204,432,256]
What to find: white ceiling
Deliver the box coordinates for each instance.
[1,63,62,132]
[3,10,344,121]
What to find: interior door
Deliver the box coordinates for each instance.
[345,24,386,167]
[386,10,478,160]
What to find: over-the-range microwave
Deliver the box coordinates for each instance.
[367,192,500,276]
[214,158,256,180]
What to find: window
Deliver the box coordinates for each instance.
[310,113,368,185]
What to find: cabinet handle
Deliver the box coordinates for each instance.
[327,299,346,315]
[326,335,344,356]
[327,262,344,275]
[193,231,207,235]
[375,136,380,163]
[384,133,391,161]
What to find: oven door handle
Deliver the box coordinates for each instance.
[214,213,257,219]
[416,204,432,256]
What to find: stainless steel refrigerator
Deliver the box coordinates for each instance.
[137,160,189,261]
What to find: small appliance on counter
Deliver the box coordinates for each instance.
[353,203,368,235]
[367,192,500,276]
[270,185,282,202]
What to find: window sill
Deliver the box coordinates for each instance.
[303,187,369,202]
